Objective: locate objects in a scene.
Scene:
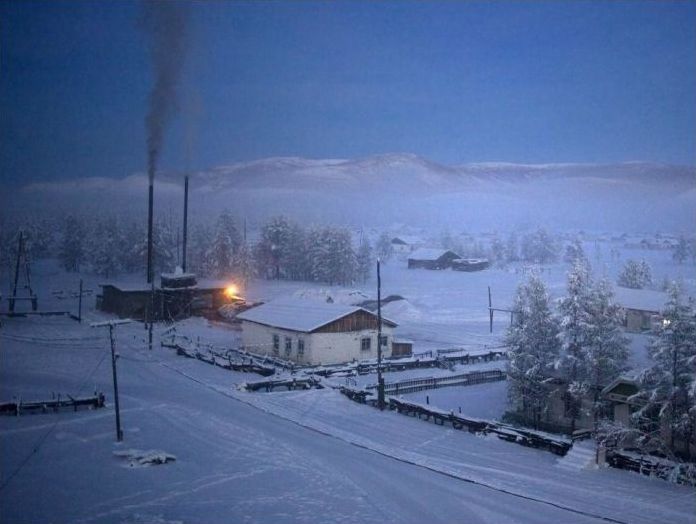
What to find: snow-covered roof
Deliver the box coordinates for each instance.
[237,298,397,333]
[391,235,422,245]
[407,248,459,261]
[614,287,667,313]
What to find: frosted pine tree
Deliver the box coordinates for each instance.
[672,236,691,265]
[563,238,586,265]
[208,212,239,278]
[284,222,308,281]
[188,223,212,276]
[88,217,121,277]
[490,236,506,267]
[329,228,357,285]
[617,259,652,289]
[584,278,629,422]
[375,232,393,263]
[60,215,85,272]
[506,274,561,429]
[356,238,373,283]
[557,261,593,430]
[118,221,145,273]
[505,232,519,262]
[233,242,255,287]
[256,216,293,279]
[634,284,696,459]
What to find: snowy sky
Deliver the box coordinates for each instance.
[1,0,695,186]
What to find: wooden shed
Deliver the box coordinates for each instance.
[407,248,461,270]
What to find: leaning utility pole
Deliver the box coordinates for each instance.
[376,259,385,410]
[91,319,131,441]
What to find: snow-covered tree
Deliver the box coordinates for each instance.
[375,232,393,263]
[490,236,507,267]
[506,232,520,262]
[188,223,212,276]
[617,259,652,289]
[208,211,240,278]
[633,285,696,459]
[233,242,255,286]
[672,236,691,265]
[584,278,630,420]
[60,215,85,272]
[307,227,356,285]
[255,216,295,279]
[118,220,145,273]
[506,274,561,428]
[520,228,559,264]
[88,217,121,277]
[556,261,594,429]
[356,238,373,283]
[563,238,586,266]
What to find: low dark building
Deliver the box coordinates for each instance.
[407,248,460,270]
[97,274,232,321]
[451,258,490,272]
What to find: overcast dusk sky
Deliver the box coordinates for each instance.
[1,0,694,186]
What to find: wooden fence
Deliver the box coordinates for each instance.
[0,393,105,416]
[366,369,506,395]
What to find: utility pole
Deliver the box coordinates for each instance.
[149,281,155,351]
[377,259,385,410]
[77,279,83,322]
[91,319,131,441]
[182,175,189,272]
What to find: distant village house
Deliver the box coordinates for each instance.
[407,248,460,270]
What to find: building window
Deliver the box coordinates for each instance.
[380,335,388,347]
[361,337,371,351]
[273,334,279,354]
[285,337,292,355]
[297,339,305,356]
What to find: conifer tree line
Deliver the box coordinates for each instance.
[1,213,373,286]
[506,262,696,461]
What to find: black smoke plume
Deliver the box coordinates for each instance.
[142,0,189,182]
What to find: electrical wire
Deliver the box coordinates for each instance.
[0,348,110,493]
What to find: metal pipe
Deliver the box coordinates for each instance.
[182,175,188,272]
[147,182,154,283]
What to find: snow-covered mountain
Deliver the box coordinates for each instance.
[9,153,696,231]
[168,154,694,195]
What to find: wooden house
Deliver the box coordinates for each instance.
[390,236,423,254]
[237,298,397,365]
[407,248,460,270]
[614,287,667,332]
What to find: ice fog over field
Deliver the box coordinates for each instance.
[9,154,696,232]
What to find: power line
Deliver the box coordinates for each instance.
[0,348,109,493]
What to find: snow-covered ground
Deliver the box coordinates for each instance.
[1,246,694,523]
[400,381,509,421]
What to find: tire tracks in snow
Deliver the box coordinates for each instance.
[157,360,629,524]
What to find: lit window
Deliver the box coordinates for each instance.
[285,337,292,355]
[297,339,305,355]
[361,337,371,351]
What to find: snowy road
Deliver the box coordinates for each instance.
[1,328,603,524]
[1,317,693,523]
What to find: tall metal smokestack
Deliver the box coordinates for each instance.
[142,1,189,283]
[182,175,189,272]
[147,181,154,283]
